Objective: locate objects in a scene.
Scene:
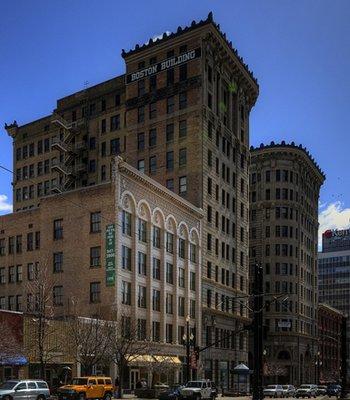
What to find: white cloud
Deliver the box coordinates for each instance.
[0,194,12,214]
[318,201,350,245]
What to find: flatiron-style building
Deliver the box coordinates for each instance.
[249,142,325,385]
[4,13,259,387]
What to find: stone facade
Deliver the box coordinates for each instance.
[249,142,325,385]
[4,13,259,387]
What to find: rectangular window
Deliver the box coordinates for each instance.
[179,176,187,196]
[149,128,157,147]
[122,246,132,270]
[53,286,63,306]
[90,246,101,267]
[138,106,145,123]
[149,75,157,91]
[178,297,185,317]
[138,80,145,97]
[166,232,174,253]
[179,148,187,167]
[166,124,174,142]
[122,211,132,236]
[90,282,101,303]
[152,290,160,311]
[138,133,145,150]
[153,226,161,248]
[149,156,157,174]
[53,219,63,240]
[138,285,147,308]
[166,151,174,171]
[0,267,5,284]
[190,271,196,291]
[178,267,185,287]
[152,257,160,280]
[179,120,187,138]
[16,265,22,282]
[166,179,174,191]
[90,212,101,233]
[167,96,175,114]
[121,281,131,305]
[179,64,187,81]
[9,266,15,283]
[190,299,196,318]
[110,138,120,155]
[152,321,160,341]
[166,323,173,343]
[179,92,187,109]
[166,262,173,284]
[138,252,147,275]
[26,233,33,251]
[138,219,147,242]
[149,102,157,119]
[53,252,63,273]
[166,293,173,314]
[179,238,185,259]
[138,159,145,173]
[167,69,174,85]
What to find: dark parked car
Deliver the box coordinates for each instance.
[327,384,341,397]
[158,385,184,400]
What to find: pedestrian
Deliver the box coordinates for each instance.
[114,377,120,399]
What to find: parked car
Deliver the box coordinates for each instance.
[263,385,284,398]
[327,384,341,397]
[317,386,327,396]
[58,376,114,400]
[295,384,317,398]
[180,381,213,399]
[283,385,296,397]
[0,379,50,400]
[158,385,184,400]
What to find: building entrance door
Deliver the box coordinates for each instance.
[130,369,139,390]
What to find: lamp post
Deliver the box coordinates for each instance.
[183,315,194,384]
[315,351,322,384]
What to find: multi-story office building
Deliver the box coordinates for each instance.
[318,228,350,383]
[249,142,325,385]
[317,303,343,384]
[4,12,259,387]
[0,158,203,386]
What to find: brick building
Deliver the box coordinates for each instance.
[4,12,259,387]
[249,142,325,385]
[317,304,343,384]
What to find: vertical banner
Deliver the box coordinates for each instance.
[105,224,116,286]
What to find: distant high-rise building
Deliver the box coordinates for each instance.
[249,142,325,385]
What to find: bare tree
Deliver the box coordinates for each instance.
[65,313,112,376]
[107,307,152,398]
[25,258,62,379]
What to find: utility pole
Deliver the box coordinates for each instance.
[252,262,263,400]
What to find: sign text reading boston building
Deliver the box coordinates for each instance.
[126,48,201,84]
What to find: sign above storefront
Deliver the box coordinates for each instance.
[126,48,201,84]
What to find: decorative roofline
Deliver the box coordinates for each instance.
[121,12,258,85]
[250,141,325,180]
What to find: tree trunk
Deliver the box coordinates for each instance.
[118,360,126,399]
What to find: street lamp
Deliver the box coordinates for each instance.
[315,351,322,384]
[182,315,193,384]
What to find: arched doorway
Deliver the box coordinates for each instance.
[276,350,292,384]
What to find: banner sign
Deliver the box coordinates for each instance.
[126,48,201,84]
[106,224,116,287]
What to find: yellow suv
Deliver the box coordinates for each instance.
[58,377,114,400]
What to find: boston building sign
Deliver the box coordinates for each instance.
[126,48,201,84]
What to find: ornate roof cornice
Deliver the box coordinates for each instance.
[250,141,325,182]
[121,12,258,86]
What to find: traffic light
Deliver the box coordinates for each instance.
[194,346,200,360]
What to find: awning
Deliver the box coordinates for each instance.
[153,355,181,365]
[233,363,251,375]
[128,354,181,366]
[0,355,28,366]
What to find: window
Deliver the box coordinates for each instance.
[8,296,15,310]
[26,233,33,251]
[122,211,132,236]
[178,297,185,316]
[179,176,187,196]
[122,246,131,270]
[138,252,147,275]
[167,96,175,114]
[190,243,197,263]
[179,238,185,258]
[0,297,5,309]
[190,299,196,318]
[138,106,145,123]
[90,247,101,267]
[178,267,185,287]
[152,257,160,280]
[138,80,145,97]
[166,232,174,253]
[16,265,22,282]
[152,321,160,341]
[101,165,106,181]
[167,69,174,85]
[110,138,120,155]
[149,102,157,119]
[166,263,173,284]
[153,226,161,248]
[90,212,101,233]
[179,64,187,81]
[166,179,174,191]
[138,219,147,242]
[16,295,22,311]
[190,271,196,291]
[53,219,63,240]
[110,115,120,131]
[179,92,187,109]
[149,156,157,174]
[149,75,157,91]
[166,323,173,343]
[16,235,22,253]
[166,151,174,171]
[9,266,15,283]
[53,252,63,273]
[8,236,15,254]
[149,129,157,146]
[138,133,145,150]
[166,123,174,142]
[179,120,187,138]
[89,159,96,173]
[152,290,160,311]
[166,293,173,314]
[53,286,63,306]
[138,285,147,308]
[121,281,131,305]
[90,282,101,303]
[179,148,187,166]
[0,268,5,284]
[138,159,145,173]
[101,119,106,133]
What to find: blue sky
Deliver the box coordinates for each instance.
[1,0,350,237]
